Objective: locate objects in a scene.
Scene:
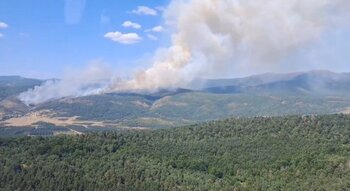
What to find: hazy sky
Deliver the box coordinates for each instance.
[0,0,169,78]
[0,0,350,79]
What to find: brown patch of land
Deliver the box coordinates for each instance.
[0,110,151,132]
[132,101,150,108]
[151,96,187,110]
[340,107,350,114]
[137,117,175,126]
[59,98,94,105]
[267,95,282,101]
[1,110,104,127]
[227,102,239,111]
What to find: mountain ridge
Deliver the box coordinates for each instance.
[2,70,350,136]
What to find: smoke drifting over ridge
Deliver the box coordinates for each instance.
[19,0,350,105]
[19,65,113,105]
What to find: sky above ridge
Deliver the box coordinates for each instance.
[0,0,169,78]
[0,0,350,80]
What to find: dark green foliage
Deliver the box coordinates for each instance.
[1,114,350,190]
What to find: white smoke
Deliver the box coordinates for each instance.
[19,0,350,104]
[19,64,114,105]
[118,0,350,91]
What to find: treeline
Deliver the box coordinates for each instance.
[1,115,350,190]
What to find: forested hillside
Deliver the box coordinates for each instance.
[0,76,42,101]
[2,71,350,134]
[1,114,349,190]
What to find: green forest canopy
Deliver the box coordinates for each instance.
[1,114,350,190]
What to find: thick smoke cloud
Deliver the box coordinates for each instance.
[19,0,350,104]
[119,0,350,91]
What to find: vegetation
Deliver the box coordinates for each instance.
[35,92,350,127]
[2,72,350,132]
[1,114,350,190]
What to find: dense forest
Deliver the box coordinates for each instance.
[1,115,350,190]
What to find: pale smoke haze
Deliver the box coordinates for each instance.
[19,64,113,105]
[19,0,350,105]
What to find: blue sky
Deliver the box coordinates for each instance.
[1,0,350,80]
[0,0,170,78]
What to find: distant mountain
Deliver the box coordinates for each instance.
[0,76,43,86]
[2,70,350,136]
[203,70,350,94]
[0,76,43,101]
[203,72,301,88]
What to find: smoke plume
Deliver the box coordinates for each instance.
[19,0,350,104]
[19,64,113,105]
[118,0,350,90]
